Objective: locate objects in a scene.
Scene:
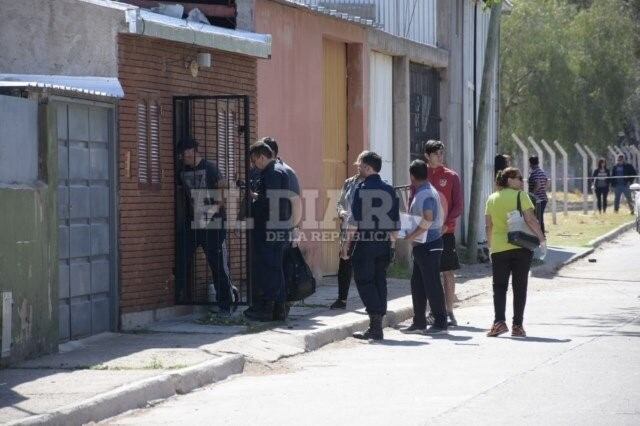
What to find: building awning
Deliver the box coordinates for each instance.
[125,9,272,59]
[0,74,124,98]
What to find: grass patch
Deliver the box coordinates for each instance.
[545,210,633,247]
[387,262,411,279]
[196,313,250,327]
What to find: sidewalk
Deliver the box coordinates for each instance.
[0,248,583,425]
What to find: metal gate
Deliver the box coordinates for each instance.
[173,96,252,306]
[56,101,115,340]
[410,63,440,160]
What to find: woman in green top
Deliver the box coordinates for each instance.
[485,167,546,338]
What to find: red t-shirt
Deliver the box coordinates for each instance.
[427,166,463,234]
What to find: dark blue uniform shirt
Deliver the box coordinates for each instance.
[352,174,400,241]
[252,160,292,232]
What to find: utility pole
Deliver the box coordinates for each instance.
[466,1,503,263]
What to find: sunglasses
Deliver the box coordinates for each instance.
[508,175,523,181]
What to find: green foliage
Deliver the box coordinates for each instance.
[500,0,639,155]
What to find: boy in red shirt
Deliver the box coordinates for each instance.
[424,140,464,326]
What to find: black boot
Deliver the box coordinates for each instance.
[353,314,384,341]
[272,302,288,321]
[244,300,275,322]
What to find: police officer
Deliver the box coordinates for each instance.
[244,141,293,322]
[177,137,236,315]
[341,151,400,341]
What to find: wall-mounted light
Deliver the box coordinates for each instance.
[165,52,213,77]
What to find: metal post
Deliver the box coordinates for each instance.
[541,139,557,224]
[575,143,589,214]
[583,145,599,214]
[1,291,11,358]
[511,134,529,183]
[553,140,569,216]
[528,136,545,172]
[629,145,640,172]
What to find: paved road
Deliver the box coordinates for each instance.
[106,232,640,426]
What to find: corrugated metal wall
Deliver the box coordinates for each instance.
[369,51,394,183]
[295,0,437,46]
[461,2,499,243]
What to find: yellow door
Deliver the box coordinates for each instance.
[322,39,348,275]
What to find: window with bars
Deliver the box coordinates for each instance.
[137,97,161,188]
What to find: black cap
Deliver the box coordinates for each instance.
[177,137,198,154]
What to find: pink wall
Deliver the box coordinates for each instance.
[255,0,369,276]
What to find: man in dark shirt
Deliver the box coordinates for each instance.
[178,137,235,314]
[341,151,400,341]
[244,141,293,322]
[612,154,637,214]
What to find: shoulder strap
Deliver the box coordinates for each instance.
[517,191,523,214]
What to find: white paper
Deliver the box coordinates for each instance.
[397,212,427,243]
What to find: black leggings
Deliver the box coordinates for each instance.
[491,248,533,326]
[595,188,609,212]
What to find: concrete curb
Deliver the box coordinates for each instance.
[302,304,415,352]
[533,220,635,277]
[8,354,244,426]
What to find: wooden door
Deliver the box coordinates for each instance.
[322,39,348,275]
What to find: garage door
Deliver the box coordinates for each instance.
[56,101,115,341]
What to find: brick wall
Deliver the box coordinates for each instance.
[117,34,257,314]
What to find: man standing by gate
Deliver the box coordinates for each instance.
[245,141,293,322]
[424,140,463,327]
[341,151,400,341]
[178,137,236,315]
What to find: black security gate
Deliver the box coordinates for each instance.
[410,63,441,160]
[173,95,252,306]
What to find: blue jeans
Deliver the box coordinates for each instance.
[614,185,633,212]
[352,241,392,315]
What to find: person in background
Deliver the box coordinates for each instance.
[611,154,637,214]
[592,158,611,214]
[424,140,463,327]
[341,151,400,341]
[485,167,546,338]
[330,152,366,310]
[527,156,548,234]
[494,154,511,179]
[401,160,448,335]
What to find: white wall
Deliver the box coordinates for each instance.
[369,51,394,183]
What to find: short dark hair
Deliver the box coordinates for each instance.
[529,156,540,166]
[424,140,444,156]
[177,137,198,154]
[409,159,428,180]
[260,137,278,156]
[249,141,274,159]
[360,151,382,173]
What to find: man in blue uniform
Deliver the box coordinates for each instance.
[340,151,400,341]
[244,141,293,322]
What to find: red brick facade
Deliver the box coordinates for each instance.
[117,34,257,314]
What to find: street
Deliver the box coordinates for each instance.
[105,231,640,426]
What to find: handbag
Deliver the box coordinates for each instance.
[507,191,540,251]
[283,246,317,301]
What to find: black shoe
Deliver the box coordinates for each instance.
[330,299,347,310]
[425,324,449,335]
[244,301,275,322]
[401,323,425,334]
[273,302,288,321]
[448,312,458,327]
[353,314,383,340]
